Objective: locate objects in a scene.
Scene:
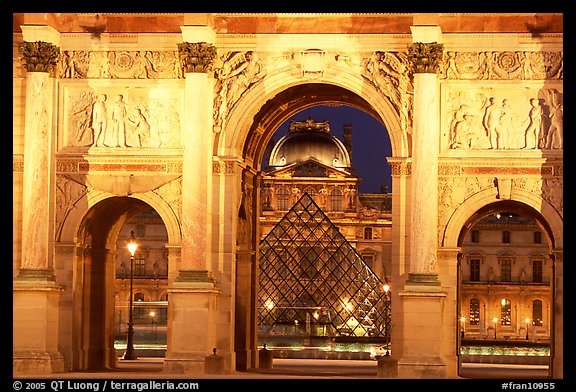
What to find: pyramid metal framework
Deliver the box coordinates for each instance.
[258,192,391,338]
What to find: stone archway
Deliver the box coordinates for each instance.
[69,196,175,371]
[443,192,563,378]
[214,71,406,371]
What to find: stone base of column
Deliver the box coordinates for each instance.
[397,277,454,378]
[13,351,65,375]
[13,274,64,375]
[397,355,447,378]
[405,271,441,285]
[164,271,223,375]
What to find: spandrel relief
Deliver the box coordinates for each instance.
[443,86,562,151]
[213,51,267,133]
[62,85,182,150]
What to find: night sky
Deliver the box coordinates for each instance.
[264,105,393,194]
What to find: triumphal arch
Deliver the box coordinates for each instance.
[12,13,563,378]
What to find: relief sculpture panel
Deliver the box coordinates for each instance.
[59,82,183,150]
[441,83,562,151]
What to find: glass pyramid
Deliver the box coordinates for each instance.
[258,192,391,339]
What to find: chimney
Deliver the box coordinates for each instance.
[343,124,353,161]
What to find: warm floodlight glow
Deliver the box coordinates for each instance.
[265,299,275,310]
[127,231,138,256]
[383,283,391,293]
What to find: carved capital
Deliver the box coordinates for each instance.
[18,41,60,74]
[407,42,444,74]
[177,42,217,73]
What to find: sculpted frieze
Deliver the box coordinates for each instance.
[441,51,563,80]
[62,85,182,149]
[58,50,183,79]
[443,86,562,151]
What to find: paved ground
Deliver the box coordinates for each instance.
[14,357,552,380]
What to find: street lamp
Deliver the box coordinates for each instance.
[383,283,391,356]
[525,318,530,340]
[492,317,498,340]
[149,311,157,343]
[123,230,138,360]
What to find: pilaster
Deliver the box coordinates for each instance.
[164,33,221,374]
[397,28,455,378]
[14,33,64,374]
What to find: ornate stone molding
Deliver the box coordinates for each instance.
[407,42,444,74]
[57,50,183,79]
[18,41,60,74]
[442,51,563,80]
[177,42,217,74]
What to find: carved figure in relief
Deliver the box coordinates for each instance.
[214,51,266,132]
[126,108,151,147]
[365,52,402,111]
[91,94,108,147]
[545,101,563,149]
[451,113,478,149]
[482,97,501,149]
[109,94,128,147]
[522,98,543,149]
[498,99,513,149]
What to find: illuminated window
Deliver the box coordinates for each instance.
[532,300,543,326]
[330,188,343,211]
[134,253,146,276]
[277,188,290,211]
[469,298,480,325]
[500,298,511,325]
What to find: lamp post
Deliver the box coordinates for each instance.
[383,283,391,356]
[525,318,530,340]
[123,230,138,360]
[149,311,157,343]
[492,317,498,340]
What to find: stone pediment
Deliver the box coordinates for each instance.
[268,158,353,178]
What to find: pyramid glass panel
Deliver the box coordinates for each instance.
[258,193,391,342]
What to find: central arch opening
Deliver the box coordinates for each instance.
[245,83,397,364]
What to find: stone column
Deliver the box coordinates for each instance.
[13,36,64,374]
[406,36,444,283]
[397,26,452,378]
[551,250,563,378]
[164,29,222,374]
